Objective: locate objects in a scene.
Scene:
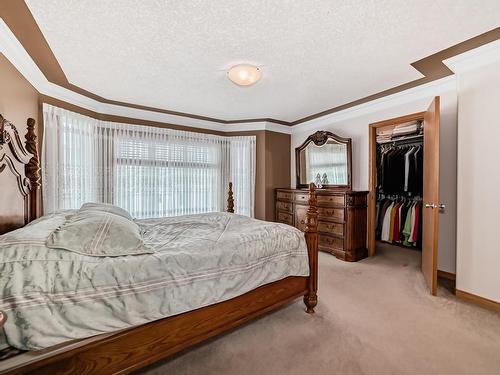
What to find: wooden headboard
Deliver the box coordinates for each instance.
[0,115,40,235]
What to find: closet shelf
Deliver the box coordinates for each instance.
[377,134,423,145]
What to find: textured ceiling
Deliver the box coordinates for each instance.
[25,0,500,122]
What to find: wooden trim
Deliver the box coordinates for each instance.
[368,112,426,129]
[367,125,377,257]
[455,289,500,312]
[437,270,456,281]
[367,112,425,257]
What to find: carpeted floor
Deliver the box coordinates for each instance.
[137,244,500,375]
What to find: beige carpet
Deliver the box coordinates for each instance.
[137,245,500,375]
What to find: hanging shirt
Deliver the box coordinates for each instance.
[376,199,393,239]
[392,202,403,242]
[408,146,423,196]
[399,201,411,240]
[402,203,415,246]
[412,202,421,243]
[381,202,394,242]
[404,147,418,192]
[388,204,398,242]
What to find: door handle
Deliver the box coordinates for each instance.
[425,203,446,210]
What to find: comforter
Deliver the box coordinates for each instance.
[0,211,309,350]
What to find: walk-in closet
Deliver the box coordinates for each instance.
[376,122,423,251]
[368,97,442,295]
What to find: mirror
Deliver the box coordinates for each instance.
[296,131,352,189]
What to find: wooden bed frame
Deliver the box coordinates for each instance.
[0,116,318,375]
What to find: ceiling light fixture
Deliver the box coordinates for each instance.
[227,64,261,86]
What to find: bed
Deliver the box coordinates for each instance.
[0,115,318,375]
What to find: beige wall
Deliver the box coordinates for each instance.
[291,82,458,274]
[0,54,39,140]
[456,60,500,303]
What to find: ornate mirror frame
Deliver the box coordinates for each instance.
[295,131,352,190]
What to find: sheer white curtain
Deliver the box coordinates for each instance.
[42,105,100,213]
[230,137,256,217]
[42,104,256,218]
[306,143,347,185]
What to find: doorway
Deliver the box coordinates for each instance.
[367,97,441,295]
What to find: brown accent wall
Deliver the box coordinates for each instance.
[1,55,290,221]
[265,131,291,220]
[226,130,291,221]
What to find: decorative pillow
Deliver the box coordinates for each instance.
[80,202,133,221]
[47,211,152,257]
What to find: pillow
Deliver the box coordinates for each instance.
[80,202,133,221]
[47,211,153,257]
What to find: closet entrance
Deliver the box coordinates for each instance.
[367,97,441,295]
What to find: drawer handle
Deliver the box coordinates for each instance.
[322,237,338,246]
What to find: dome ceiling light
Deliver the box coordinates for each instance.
[227,64,262,86]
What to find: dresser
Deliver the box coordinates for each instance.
[275,188,368,262]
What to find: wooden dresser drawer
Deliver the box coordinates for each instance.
[294,193,309,204]
[274,188,367,262]
[317,194,345,206]
[318,221,344,236]
[319,234,344,250]
[318,207,344,222]
[276,201,293,213]
[277,211,293,225]
[276,191,293,201]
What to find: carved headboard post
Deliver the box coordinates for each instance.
[24,118,41,221]
[0,115,5,144]
[226,182,235,213]
[0,115,35,233]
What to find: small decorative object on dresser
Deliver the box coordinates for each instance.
[277,130,368,262]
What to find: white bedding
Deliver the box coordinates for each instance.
[0,211,309,350]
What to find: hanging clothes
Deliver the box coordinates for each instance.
[376,127,424,248]
[380,201,394,242]
[377,197,422,248]
[378,143,423,197]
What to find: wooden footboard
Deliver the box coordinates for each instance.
[303,183,319,313]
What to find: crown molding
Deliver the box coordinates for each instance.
[443,39,500,75]
[0,18,292,135]
[292,75,457,134]
[2,16,498,137]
